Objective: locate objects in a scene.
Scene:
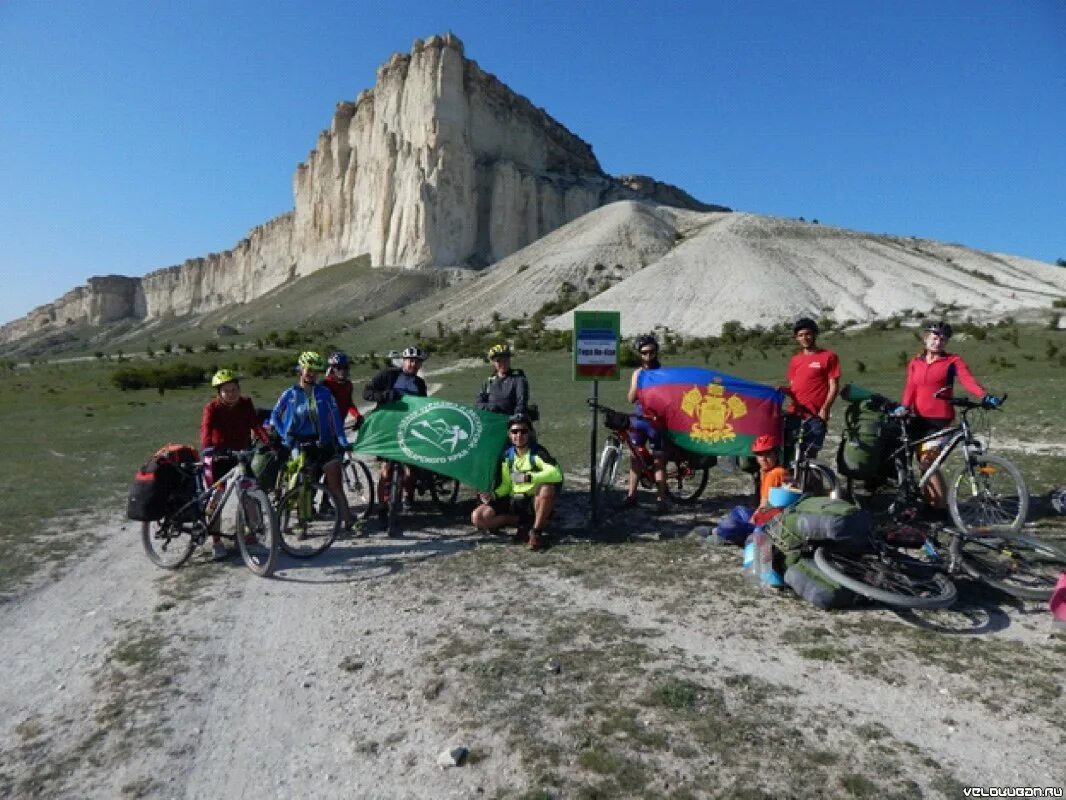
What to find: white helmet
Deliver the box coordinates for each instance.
[400,346,427,361]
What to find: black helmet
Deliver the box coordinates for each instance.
[508,412,534,432]
[634,334,659,352]
[793,317,818,335]
[923,320,953,340]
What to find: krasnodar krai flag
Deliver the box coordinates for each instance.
[637,366,785,456]
[354,396,510,491]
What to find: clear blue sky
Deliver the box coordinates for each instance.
[2,0,1064,324]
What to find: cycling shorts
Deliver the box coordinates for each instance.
[489,495,534,524]
[911,418,952,455]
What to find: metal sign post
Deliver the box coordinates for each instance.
[573,311,620,527]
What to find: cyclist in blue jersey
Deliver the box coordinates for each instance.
[270,351,354,530]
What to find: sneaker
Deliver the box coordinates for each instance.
[513,523,530,544]
[211,542,229,561]
[620,495,639,509]
[528,529,546,551]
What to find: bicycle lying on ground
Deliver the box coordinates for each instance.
[141,449,279,577]
[589,400,712,506]
[845,391,1028,534]
[813,522,1066,609]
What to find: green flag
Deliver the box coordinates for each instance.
[354,396,510,491]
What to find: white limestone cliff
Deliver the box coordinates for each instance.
[1,33,716,345]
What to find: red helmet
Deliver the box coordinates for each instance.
[751,434,778,454]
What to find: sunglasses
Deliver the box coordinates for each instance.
[509,428,530,435]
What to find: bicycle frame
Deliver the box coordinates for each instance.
[886,415,976,497]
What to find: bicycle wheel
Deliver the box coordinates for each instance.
[958,534,1066,600]
[236,488,279,577]
[343,458,375,519]
[947,453,1028,534]
[664,458,709,504]
[141,516,197,569]
[429,474,460,508]
[387,470,403,537]
[596,441,623,506]
[813,546,957,609]
[277,481,341,557]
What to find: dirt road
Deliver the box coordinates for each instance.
[1,495,1063,799]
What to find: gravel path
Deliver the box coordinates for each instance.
[1,499,1063,798]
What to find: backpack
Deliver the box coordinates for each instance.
[769,496,872,567]
[126,444,199,522]
[784,558,864,610]
[836,397,892,480]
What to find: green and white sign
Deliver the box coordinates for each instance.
[573,310,621,382]
[354,396,510,491]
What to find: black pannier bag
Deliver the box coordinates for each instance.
[126,444,199,522]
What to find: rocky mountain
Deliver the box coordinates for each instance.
[1,33,721,347]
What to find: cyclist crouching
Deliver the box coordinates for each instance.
[472,415,562,551]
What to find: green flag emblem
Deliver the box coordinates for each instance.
[354,396,509,491]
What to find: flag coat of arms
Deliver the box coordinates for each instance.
[354,396,510,491]
[637,366,784,456]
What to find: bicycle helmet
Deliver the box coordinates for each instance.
[751,434,778,454]
[297,351,326,371]
[400,346,427,361]
[922,320,953,340]
[792,317,818,335]
[487,343,512,360]
[508,413,534,433]
[328,351,350,369]
[634,334,659,352]
[211,368,240,388]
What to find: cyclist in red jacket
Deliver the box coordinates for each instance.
[900,321,1001,508]
[201,369,269,560]
[323,351,364,433]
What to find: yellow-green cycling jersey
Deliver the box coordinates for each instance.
[492,445,562,499]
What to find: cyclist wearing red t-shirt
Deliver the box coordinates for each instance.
[201,369,269,560]
[900,320,1001,508]
[785,318,840,457]
[323,351,364,432]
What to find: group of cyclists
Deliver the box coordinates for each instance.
[195,315,1002,560]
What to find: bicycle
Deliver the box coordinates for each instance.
[843,391,1028,534]
[782,411,840,497]
[339,449,376,521]
[271,441,345,558]
[589,400,711,506]
[141,449,279,577]
[813,522,1066,608]
[376,459,460,537]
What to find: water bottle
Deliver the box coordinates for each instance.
[742,533,758,580]
[205,486,223,518]
[755,530,784,589]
